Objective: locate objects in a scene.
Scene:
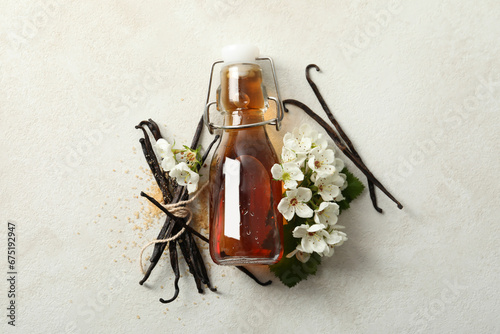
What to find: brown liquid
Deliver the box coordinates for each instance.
[209,63,284,265]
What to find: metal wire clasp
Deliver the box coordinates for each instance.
[203,57,284,135]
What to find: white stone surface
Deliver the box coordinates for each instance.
[1,1,499,333]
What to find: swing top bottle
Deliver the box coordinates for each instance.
[207,45,284,265]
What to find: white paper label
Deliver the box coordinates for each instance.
[223,157,241,240]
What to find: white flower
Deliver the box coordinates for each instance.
[271,163,304,189]
[292,223,329,254]
[313,173,341,201]
[155,139,174,160]
[321,245,335,257]
[283,132,312,154]
[277,187,313,220]
[307,148,336,175]
[283,123,321,154]
[161,156,176,172]
[281,147,307,167]
[286,244,311,263]
[294,123,314,138]
[169,162,200,193]
[311,133,328,152]
[326,228,347,247]
[333,158,344,173]
[314,202,340,227]
[321,228,348,257]
[339,172,348,190]
[155,139,176,172]
[175,149,198,168]
[294,124,328,152]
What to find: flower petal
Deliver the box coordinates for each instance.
[322,245,335,257]
[333,158,344,172]
[271,164,283,179]
[286,249,298,258]
[296,250,311,263]
[283,163,303,181]
[281,147,296,163]
[155,138,173,159]
[190,170,200,184]
[322,184,341,201]
[278,198,295,221]
[295,203,313,218]
[187,181,198,193]
[292,224,309,238]
[161,156,176,172]
[295,187,312,202]
[300,237,314,253]
[307,223,326,233]
[321,149,335,164]
[310,237,327,253]
[307,157,317,171]
[283,179,298,190]
[316,201,330,212]
[317,165,335,175]
[314,212,321,225]
[284,188,297,198]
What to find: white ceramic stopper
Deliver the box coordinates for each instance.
[221,44,259,63]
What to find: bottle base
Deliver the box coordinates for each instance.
[212,255,281,266]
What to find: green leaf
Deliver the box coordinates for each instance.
[336,167,364,214]
[337,199,350,212]
[341,168,365,202]
[270,217,322,288]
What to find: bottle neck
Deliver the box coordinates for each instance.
[218,63,265,111]
[224,109,265,127]
[218,62,267,132]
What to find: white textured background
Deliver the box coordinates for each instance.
[1,1,499,333]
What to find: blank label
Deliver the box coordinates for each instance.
[223,157,241,240]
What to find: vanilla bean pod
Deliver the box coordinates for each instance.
[190,116,205,149]
[284,99,403,209]
[139,192,188,284]
[305,64,382,212]
[151,189,186,255]
[201,134,220,163]
[185,232,217,292]
[236,266,272,286]
[178,235,204,293]
[137,125,180,285]
[136,124,173,203]
[138,119,176,194]
[140,192,209,242]
[138,118,162,140]
[159,241,181,303]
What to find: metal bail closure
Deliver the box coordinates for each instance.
[203,57,284,135]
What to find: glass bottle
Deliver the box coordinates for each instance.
[209,45,284,265]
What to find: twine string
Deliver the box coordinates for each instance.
[139,183,208,274]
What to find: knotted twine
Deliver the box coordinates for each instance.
[139,182,208,274]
